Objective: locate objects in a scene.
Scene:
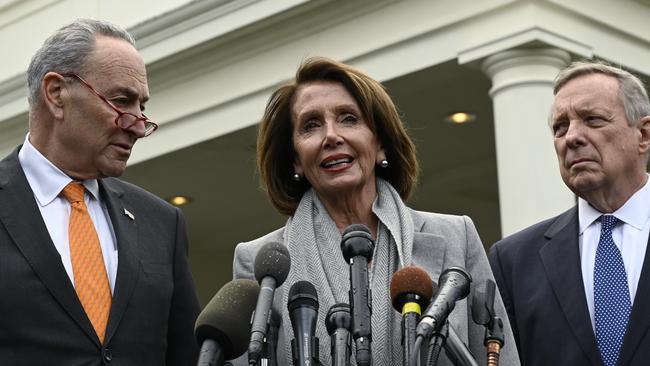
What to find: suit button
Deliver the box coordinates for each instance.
[103,348,112,363]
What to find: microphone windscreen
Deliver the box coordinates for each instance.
[341,224,374,260]
[472,279,496,325]
[471,288,490,325]
[195,279,260,360]
[288,280,318,311]
[389,266,435,310]
[342,224,371,237]
[254,241,291,286]
[326,303,351,335]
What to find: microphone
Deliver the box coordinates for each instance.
[472,280,505,366]
[326,303,352,366]
[248,242,291,365]
[288,281,320,366]
[389,266,436,366]
[340,224,374,366]
[416,267,472,339]
[195,279,261,366]
[471,284,490,326]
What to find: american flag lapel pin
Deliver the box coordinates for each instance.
[123,208,135,221]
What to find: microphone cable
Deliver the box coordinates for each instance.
[410,336,424,366]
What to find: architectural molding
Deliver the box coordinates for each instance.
[1,0,649,162]
[0,73,27,122]
[458,27,593,64]
[482,48,572,96]
[134,0,322,64]
[0,0,57,26]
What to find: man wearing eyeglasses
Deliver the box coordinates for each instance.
[0,19,200,365]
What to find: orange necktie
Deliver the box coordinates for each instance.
[62,182,112,343]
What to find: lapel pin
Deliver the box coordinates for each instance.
[123,208,135,221]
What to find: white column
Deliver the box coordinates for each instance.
[482,48,575,237]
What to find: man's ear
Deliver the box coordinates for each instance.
[637,116,650,155]
[41,72,68,120]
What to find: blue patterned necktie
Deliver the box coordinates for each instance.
[594,215,631,366]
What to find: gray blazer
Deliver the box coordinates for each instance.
[232,208,520,365]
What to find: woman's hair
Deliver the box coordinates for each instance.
[257,57,419,215]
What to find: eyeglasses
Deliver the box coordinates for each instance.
[60,73,158,137]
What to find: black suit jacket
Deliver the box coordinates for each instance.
[0,147,201,365]
[489,207,650,366]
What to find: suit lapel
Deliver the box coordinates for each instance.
[0,148,99,345]
[99,179,141,344]
[539,207,602,366]
[410,212,446,282]
[618,231,650,365]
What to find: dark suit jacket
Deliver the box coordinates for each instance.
[489,206,650,366]
[0,147,201,366]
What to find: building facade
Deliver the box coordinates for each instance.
[2,0,649,303]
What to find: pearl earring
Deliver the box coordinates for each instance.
[293,173,301,181]
[379,159,388,168]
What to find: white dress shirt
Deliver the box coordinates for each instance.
[578,174,650,331]
[18,135,118,293]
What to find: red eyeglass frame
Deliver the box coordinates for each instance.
[60,72,158,137]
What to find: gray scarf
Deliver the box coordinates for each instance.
[280,178,415,365]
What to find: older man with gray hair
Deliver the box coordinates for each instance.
[0,19,200,365]
[490,61,650,366]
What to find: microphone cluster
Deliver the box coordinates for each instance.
[194,225,505,366]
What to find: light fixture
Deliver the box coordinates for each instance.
[445,112,476,124]
[167,195,192,206]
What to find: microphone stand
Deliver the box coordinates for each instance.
[483,316,504,366]
[426,322,479,366]
[445,323,479,366]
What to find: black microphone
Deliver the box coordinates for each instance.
[415,267,472,339]
[471,283,491,327]
[195,279,260,366]
[472,280,505,366]
[389,266,436,366]
[340,224,374,366]
[326,303,352,366]
[288,281,320,366]
[248,242,291,365]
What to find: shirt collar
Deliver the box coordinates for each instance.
[18,134,100,206]
[578,173,650,233]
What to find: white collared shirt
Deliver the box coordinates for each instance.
[578,174,650,331]
[18,135,118,293]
